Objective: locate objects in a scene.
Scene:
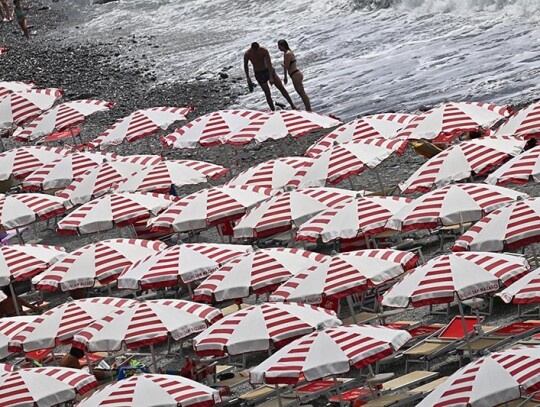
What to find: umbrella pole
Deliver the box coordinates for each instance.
[187,282,193,298]
[458,300,474,361]
[9,282,20,316]
[346,295,357,324]
[15,226,24,244]
[145,137,153,154]
[333,376,345,407]
[69,127,77,145]
[532,244,540,268]
[85,353,94,374]
[275,385,283,407]
[150,344,158,372]
[373,168,385,194]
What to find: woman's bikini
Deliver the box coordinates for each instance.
[287,53,301,77]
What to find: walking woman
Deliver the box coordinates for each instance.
[278,39,311,111]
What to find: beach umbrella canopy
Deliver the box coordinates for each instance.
[225,156,313,190]
[193,248,328,303]
[148,185,273,234]
[418,346,540,407]
[8,297,137,352]
[12,99,115,142]
[296,195,412,243]
[493,101,540,139]
[56,192,176,236]
[288,138,406,187]
[0,367,97,407]
[87,106,193,149]
[233,187,357,239]
[0,88,64,130]
[497,267,540,305]
[399,136,526,194]
[0,316,39,359]
[0,81,35,98]
[0,146,69,181]
[0,244,66,285]
[72,300,222,352]
[485,144,540,186]
[386,183,527,232]
[381,252,529,308]
[0,193,72,230]
[114,159,229,194]
[223,110,342,145]
[396,101,512,142]
[192,302,341,357]
[250,324,411,385]
[76,374,221,407]
[32,239,167,292]
[57,160,157,206]
[452,197,540,252]
[305,113,415,157]
[116,243,253,290]
[270,249,419,305]
[161,109,266,149]
[21,151,117,192]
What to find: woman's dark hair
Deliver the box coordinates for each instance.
[278,39,290,50]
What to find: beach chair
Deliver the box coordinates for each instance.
[220,303,250,317]
[411,140,444,158]
[402,315,481,372]
[238,384,289,406]
[455,320,540,363]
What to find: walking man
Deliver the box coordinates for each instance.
[244,42,297,111]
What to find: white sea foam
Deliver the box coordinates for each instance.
[66,0,540,120]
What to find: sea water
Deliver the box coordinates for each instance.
[61,0,540,121]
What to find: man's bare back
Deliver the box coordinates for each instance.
[244,47,270,72]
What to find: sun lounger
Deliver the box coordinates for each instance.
[455,321,540,363]
[215,370,249,389]
[381,370,438,393]
[238,384,289,406]
[496,399,540,406]
[403,315,481,372]
[220,303,250,317]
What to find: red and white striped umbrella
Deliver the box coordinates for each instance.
[226,156,313,190]
[21,151,117,192]
[0,88,64,130]
[76,374,221,407]
[386,183,527,232]
[116,243,253,290]
[399,136,526,194]
[233,187,358,239]
[114,159,229,194]
[0,193,72,230]
[296,196,412,243]
[56,192,177,236]
[485,144,540,186]
[148,185,273,234]
[0,146,69,181]
[418,347,540,407]
[32,239,167,292]
[224,110,342,145]
[0,81,35,98]
[0,244,66,285]
[452,197,540,252]
[161,109,266,149]
[8,297,137,352]
[270,249,419,305]
[494,101,540,139]
[396,102,512,142]
[381,252,529,308]
[0,316,39,359]
[306,113,415,157]
[250,324,411,385]
[73,300,221,352]
[88,106,193,149]
[0,367,97,407]
[193,248,328,303]
[192,302,341,357]
[497,267,540,305]
[0,363,12,374]
[57,160,156,206]
[288,138,406,187]
[12,99,115,142]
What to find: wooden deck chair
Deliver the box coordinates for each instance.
[220,302,250,317]
[455,321,540,363]
[403,315,482,372]
[289,377,356,404]
[411,140,444,158]
[238,384,289,406]
[380,370,438,393]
